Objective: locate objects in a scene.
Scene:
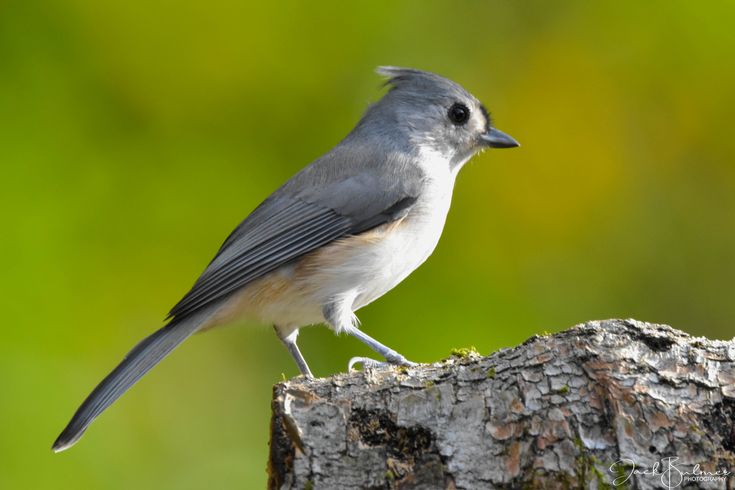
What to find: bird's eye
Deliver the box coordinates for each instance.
[448,103,470,125]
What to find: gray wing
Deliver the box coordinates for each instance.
[167,148,424,321]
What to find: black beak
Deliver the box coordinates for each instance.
[480,127,520,149]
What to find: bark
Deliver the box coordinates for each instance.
[268,319,735,489]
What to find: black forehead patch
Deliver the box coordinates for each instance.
[479,104,492,129]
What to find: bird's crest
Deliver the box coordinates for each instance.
[375,66,474,102]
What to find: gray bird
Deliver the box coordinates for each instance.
[52,66,519,452]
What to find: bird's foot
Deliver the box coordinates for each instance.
[348,355,418,372]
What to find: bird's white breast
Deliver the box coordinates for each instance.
[349,156,456,310]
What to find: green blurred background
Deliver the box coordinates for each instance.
[2,0,733,488]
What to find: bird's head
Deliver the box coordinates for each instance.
[359,66,519,168]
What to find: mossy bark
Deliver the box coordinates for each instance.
[268,319,735,489]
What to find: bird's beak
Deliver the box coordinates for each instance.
[480,127,520,149]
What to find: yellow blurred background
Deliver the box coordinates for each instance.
[1,1,733,488]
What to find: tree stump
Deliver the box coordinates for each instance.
[268,319,735,489]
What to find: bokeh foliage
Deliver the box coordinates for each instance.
[1,1,733,488]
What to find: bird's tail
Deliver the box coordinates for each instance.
[52,306,217,452]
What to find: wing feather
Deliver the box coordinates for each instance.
[168,149,425,322]
[168,198,351,319]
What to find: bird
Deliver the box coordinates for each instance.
[52,66,519,452]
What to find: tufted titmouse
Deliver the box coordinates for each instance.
[53,67,519,452]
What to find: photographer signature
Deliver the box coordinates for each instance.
[609,457,730,488]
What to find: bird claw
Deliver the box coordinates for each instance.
[348,356,418,372]
[348,357,383,372]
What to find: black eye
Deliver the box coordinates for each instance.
[448,103,470,125]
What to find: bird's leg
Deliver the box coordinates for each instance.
[322,301,417,372]
[273,326,313,378]
[346,327,418,372]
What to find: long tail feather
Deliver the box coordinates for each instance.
[52,307,215,452]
